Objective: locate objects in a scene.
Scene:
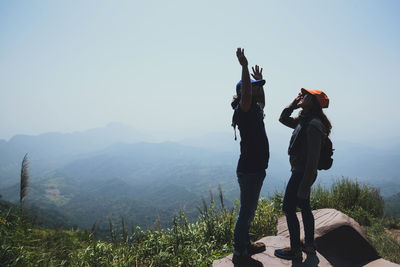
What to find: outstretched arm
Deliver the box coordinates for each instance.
[236,48,252,112]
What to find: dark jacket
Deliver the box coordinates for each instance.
[235,102,269,173]
[279,100,327,199]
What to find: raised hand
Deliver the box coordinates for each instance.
[295,92,303,101]
[293,91,304,109]
[236,48,248,66]
[251,65,263,80]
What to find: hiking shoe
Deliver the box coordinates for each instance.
[247,241,266,255]
[274,247,302,261]
[301,242,317,255]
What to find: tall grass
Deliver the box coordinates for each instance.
[1,189,279,267]
[1,178,399,266]
[365,221,400,263]
[310,177,384,225]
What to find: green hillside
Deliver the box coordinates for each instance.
[0,142,243,232]
[1,178,399,266]
[1,129,400,236]
[385,192,400,218]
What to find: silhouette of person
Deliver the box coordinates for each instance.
[275,88,331,261]
[231,48,270,264]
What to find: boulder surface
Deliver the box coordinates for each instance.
[212,208,399,267]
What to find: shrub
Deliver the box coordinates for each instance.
[2,179,398,266]
[310,177,384,225]
[250,198,279,239]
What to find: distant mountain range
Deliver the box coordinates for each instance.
[0,122,151,187]
[0,123,399,231]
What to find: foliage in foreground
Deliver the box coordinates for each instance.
[1,178,399,266]
[310,177,385,226]
[307,178,399,262]
[0,195,278,266]
[365,219,400,264]
[385,192,400,218]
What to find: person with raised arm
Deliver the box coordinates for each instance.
[231,48,270,264]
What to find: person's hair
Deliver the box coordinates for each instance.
[303,95,332,135]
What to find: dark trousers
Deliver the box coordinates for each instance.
[282,171,315,250]
[233,170,266,255]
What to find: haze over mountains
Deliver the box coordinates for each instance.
[0,122,399,231]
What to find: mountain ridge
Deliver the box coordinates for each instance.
[1,123,399,231]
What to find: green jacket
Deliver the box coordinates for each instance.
[279,101,327,199]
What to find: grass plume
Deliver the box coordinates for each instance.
[19,153,30,207]
[218,183,224,210]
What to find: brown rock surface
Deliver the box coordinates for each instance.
[212,235,332,266]
[212,209,400,267]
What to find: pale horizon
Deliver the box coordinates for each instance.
[1,0,399,145]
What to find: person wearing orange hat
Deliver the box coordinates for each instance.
[274,88,332,261]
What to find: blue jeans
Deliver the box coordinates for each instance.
[282,171,315,250]
[233,170,266,255]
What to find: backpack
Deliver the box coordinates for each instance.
[294,118,334,170]
[318,135,334,170]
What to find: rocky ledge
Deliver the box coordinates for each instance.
[212,208,399,267]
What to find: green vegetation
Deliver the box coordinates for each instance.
[1,178,399,266]
[365,220,400,263]
[310,177,385,225]
[309,178,400,263]
[0,194,278,266]
[385,192,400,218]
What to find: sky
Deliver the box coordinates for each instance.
[0,0,399,145]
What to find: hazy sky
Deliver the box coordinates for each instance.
[0,0,399,144]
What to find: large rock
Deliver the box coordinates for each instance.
[212,235,332,266]
[212,208,399,267]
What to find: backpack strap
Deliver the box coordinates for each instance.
[232,106,240,141]
[309,118,327,138]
